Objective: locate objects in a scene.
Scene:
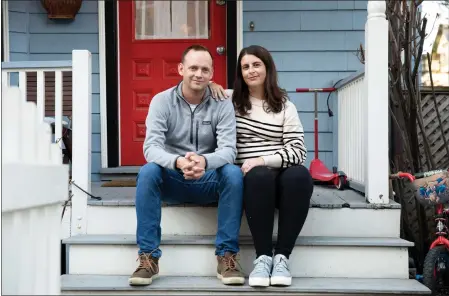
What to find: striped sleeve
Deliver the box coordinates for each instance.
[262,102,307,168]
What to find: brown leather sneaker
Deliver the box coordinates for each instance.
[128,253,159,286]
[217,252,245,285]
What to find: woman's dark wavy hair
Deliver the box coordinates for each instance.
[232,45,287,115]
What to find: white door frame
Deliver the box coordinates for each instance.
[97,0,243,168]
[98,1,108,168]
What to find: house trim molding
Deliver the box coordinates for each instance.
[98,1,243,167]
[2,1,10,62]
[237,0,243,54]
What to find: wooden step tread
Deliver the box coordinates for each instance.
[62,234,414,247]
[81,182,401,209]
[61,275,430,294]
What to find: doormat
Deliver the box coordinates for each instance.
[101,179,136,187]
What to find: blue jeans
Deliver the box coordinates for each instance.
[135,162,244,258]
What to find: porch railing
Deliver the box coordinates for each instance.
[2,50,93,235]
[2,86,68,294]
[336,72,365,193]
[334,1,389,204]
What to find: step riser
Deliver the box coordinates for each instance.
[68,245,409,279]
[85,206,401,238]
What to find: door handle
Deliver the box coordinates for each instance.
[216,46,226,55]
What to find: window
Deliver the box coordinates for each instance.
[134,1,209,40]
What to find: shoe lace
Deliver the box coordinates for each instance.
[273,255,289,272]
[135,251,157,273]
[222,253,242,272]
[253,256,272,274]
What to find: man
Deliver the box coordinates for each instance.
[129,45,245,286]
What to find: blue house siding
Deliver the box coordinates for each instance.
[8,0,102,181]
[243,0,366,169]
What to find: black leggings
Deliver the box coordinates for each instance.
[243,165,313,259]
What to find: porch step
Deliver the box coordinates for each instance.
[77,184,401,238]
[88,182,400,210]
[61,275,430,295]
[64,234,412,278]
[100,166,140,180]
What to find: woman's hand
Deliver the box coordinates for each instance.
[209,81,229,101]
[241,157,265,175]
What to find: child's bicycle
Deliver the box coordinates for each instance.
[390,168,449,294]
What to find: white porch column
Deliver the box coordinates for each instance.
[71,50,92,235]
[364,1,389,204]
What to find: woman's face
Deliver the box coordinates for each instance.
[240,54,266,88]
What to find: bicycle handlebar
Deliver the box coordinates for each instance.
[390,169,448,182]
[398,172,415,182]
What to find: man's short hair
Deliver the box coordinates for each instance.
[181,44,213,63]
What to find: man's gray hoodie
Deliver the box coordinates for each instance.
[143,82,237,170]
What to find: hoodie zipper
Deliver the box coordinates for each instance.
[196,121,199,151]
[186,104,204,148]
[174,84,211,150]
[190,112,194,144]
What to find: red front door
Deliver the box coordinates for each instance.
[118,0,227,166]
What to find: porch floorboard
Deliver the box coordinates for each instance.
[85,182,400,209]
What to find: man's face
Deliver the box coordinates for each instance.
[178,50,213,92]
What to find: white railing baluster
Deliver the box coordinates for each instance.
[36,70,46,123]
[357,83,364,182]
[19,71,27,102]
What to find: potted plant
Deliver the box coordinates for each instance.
[41,0,82,19]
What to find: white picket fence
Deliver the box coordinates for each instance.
[2,50,93,236]
[1,50,92,294]
[1,61,72,153]
[337,73,365,192]
[2,87,68,294]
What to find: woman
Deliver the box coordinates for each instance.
[232,45,314,287]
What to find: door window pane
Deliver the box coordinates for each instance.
[135,1,209,40]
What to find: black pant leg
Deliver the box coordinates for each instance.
[243,166,278,257]
[274,165,313,258]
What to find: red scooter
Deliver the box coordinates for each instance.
[295,87,347,190]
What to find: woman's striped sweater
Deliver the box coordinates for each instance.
[234,95,307,168]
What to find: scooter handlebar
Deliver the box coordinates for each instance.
[296,88,337,93]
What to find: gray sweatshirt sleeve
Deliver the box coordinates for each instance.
[143,94,179,170]
[202,99,237,169]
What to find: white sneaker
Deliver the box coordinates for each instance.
[270,254,292,286]
[248,255,272,287]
